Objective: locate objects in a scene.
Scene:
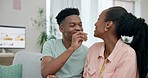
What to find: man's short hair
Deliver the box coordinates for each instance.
[56,8,80,26]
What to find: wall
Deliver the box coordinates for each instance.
[0,0,147,53]
[0,0,46,53]
[141,0,148,23]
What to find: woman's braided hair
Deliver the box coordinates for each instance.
[105,6,148,78]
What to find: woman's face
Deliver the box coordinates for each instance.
[94,10,108,38]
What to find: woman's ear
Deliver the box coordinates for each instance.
[106,21,113,28]
[104,21,113,31]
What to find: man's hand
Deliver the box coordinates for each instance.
[70,31,87,50]
[47,75,57,78]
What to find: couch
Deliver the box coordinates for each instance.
[12,51,44,78]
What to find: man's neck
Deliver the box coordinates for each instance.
[62,39,71,49]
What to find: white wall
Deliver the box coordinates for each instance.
[141,0,148,23]
[0,0,46,53]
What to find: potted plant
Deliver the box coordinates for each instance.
[31,8,57,51]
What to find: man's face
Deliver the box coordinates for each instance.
[60,15,83,41]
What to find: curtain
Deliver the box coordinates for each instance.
[46,0,139,47]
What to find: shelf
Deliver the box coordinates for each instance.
[0,53,14,65]
[0,53,14,57]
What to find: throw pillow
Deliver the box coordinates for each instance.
[0,64,22,78]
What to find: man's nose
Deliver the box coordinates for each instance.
[75,25,82,31]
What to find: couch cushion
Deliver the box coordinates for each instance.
[12,51,44,78]
[0,64,22,78]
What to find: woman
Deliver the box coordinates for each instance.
[83,6,148,78]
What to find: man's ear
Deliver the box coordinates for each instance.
[59,26,64,33]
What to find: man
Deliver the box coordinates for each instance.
[41,8,88,78]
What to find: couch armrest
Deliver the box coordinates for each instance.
[13,51,44,78]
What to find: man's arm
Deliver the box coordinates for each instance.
[41,47,75,78]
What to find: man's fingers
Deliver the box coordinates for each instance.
[73,31,87,40]
[77,34,87,41]
[47,75,57,78]
[74,31,87,35]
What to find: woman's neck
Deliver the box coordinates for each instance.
[104,37,119,59]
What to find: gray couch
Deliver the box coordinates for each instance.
[12,51,44,78]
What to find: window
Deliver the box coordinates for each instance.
[113,0,136,43]
[113,0,135,14]
[46,0,138,47]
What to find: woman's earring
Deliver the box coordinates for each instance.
[104,28,108,31]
